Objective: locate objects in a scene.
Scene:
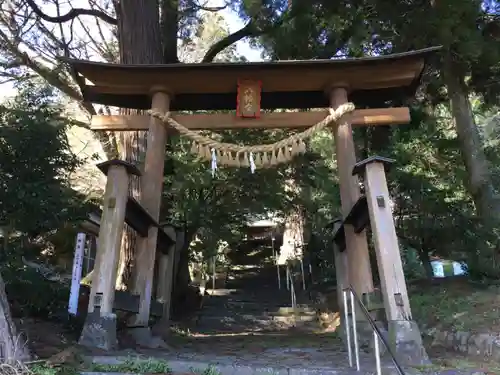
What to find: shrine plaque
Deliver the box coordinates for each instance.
[237,80,261,118]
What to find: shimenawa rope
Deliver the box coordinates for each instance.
[148,102,354,170]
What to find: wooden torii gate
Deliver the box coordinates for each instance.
[64,46,439,363]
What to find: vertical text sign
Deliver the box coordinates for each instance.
[237,80,262,118]
[68,232,86,315]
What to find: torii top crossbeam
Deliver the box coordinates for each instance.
[64,47,439,112]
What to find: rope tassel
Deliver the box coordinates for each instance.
[299,140,306,153]
[249,152,256,173]
[190,141,198,155]
[270,151,277,165]
[211,148,217,176]
[262,152,270,167]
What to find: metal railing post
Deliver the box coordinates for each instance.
[345,286,407,375]
[212,256,216,293]
[349,289,360,371]
[277,263,281,289]
[289,270,297,309]
[286,266,290,290]
[273,237,281,289]
[374,330,381,375]
[342,289,353,368]
[300,258,306,290]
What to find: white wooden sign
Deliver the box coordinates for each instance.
[68,232,86,315]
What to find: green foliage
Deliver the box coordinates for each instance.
[30,364,78,375]
[244,0,500,279]
[190,365,222,375]
[410,283,500,331]
[0,80,90,237]
[1,257,69,319]
[401,247,427,281]
[0,81,85,323]
[88,357,171,374]
[388,107,475,254]
[164,128,301,242]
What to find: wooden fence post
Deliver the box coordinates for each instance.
[79,160,140,351]
[353,156,429,365]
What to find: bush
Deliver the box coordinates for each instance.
[2,262,69,320]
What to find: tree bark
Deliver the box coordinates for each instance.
[418,248,434,279]
[113,0,165,290]
[0,271,30,362]
[115,130,147,290]
[161,0,179,63]
[442,57,500,224]
[173,229,196,295]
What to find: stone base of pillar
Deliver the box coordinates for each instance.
[126,326,169,349]
[340,318,387,353]
[388,320,430,366]
[151,319,171,339]
[79,312,117,351]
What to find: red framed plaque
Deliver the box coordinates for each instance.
[236,80,262,118]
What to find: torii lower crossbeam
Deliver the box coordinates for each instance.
[90,107,411,131]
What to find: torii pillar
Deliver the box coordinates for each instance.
[128,87,171,347]
[329,86,376,346]
[329,87,375,298]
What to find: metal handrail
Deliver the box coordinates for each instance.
[342,286,406,375]
[287,265,297,308]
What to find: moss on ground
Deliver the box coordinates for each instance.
[29,356,172,374]
[87,357,172,373]
[409,281,500,332]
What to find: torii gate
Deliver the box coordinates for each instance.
[64,46,440,364]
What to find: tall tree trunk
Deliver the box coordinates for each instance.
[281,174,305,267]
[114,0,164,290]
[161,0,179,63]
[173,229,196,297]
[0,272,30,362]
[443,57,500,277]
[116,131,146,290]
[417,248,434,279]
[442,58,500,223]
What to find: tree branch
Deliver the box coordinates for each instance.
[24,0,117,25]
[201,5,300,63]
[202,21,257,62]
[197,5,227,11]
[183,5,228,13]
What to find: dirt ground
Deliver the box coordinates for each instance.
[18,319,498,374]
[18,318,79,359]
[17,278,500,374]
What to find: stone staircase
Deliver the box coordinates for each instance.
[195,263,319,334]
[159,248,488,375]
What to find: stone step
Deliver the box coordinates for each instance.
[198,313,318,324]
[202,305,317,317]
[216,299,311,307]
[193,316,320,334]
[202,302,313,312]
[207,287,310,298]
[203,298,306,306]
[201,305,314,316]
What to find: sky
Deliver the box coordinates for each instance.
[209,0,263,61]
